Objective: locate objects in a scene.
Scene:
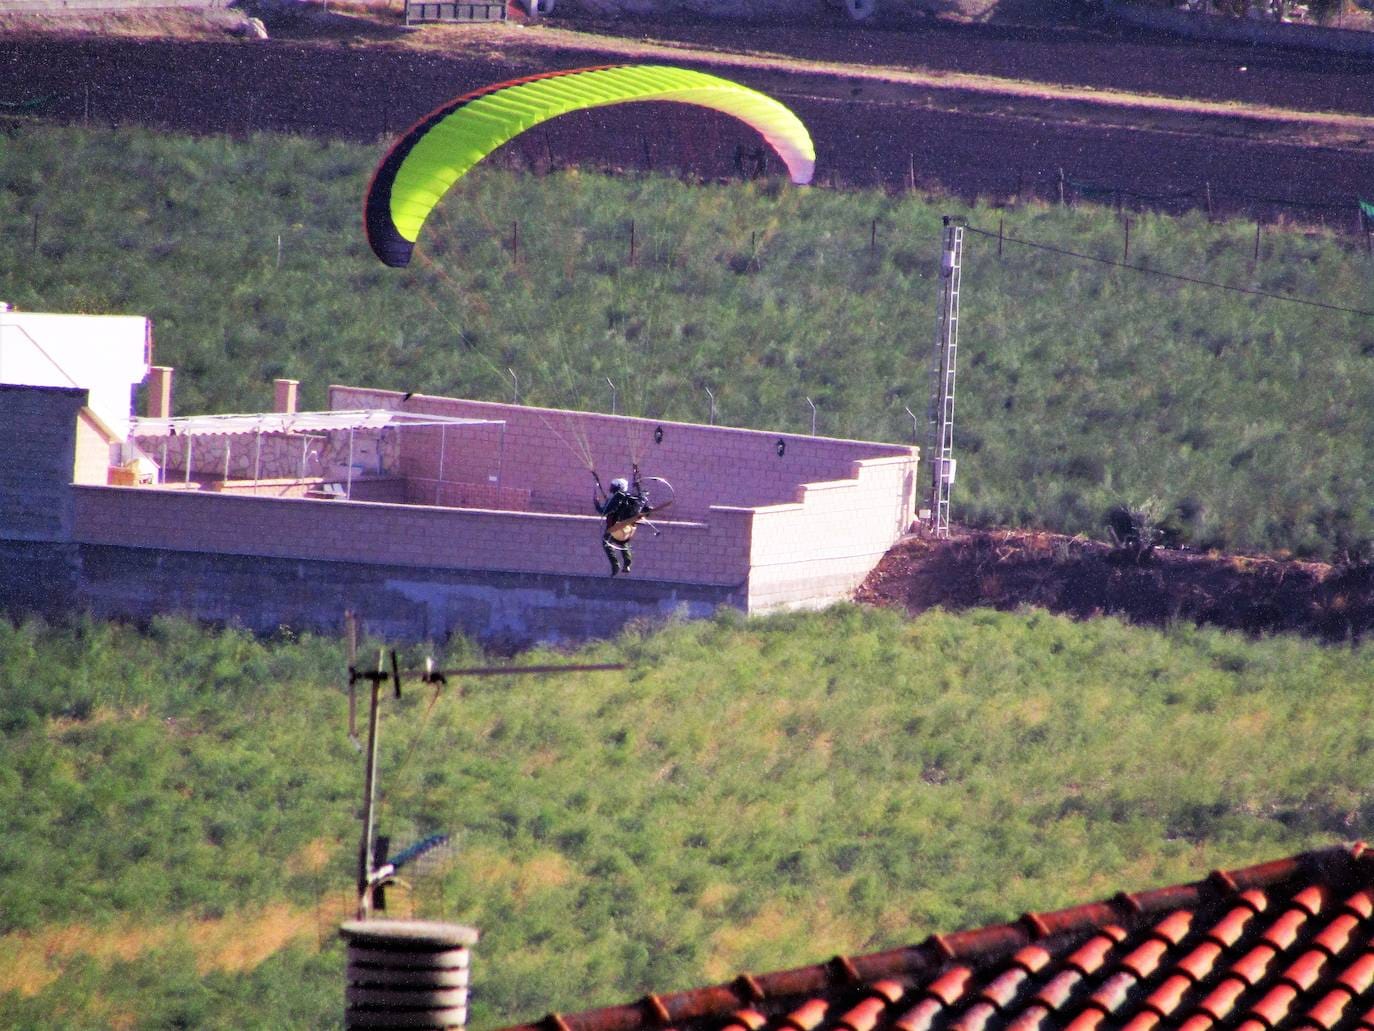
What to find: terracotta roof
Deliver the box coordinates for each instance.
[499,843,1374,1031]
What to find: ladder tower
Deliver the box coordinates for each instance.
[928,216,963,539]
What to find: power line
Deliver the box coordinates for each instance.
[963,223,1374,319]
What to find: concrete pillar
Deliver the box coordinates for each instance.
[275,378,300,414]
[146,366,174,418]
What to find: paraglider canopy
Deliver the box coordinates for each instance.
[364,64,817,268]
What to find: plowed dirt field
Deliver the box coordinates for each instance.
[3,8,1374,218]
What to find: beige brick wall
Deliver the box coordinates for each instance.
[73,485,754,586]
[746,455,918,611]
[60,388,915,615]
[74,409,113,486]
[331,387,915,520]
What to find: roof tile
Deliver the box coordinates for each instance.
[835,983,903,1031]
[1345,889,1374,920]
[1089,970,1139,1012]
[974,966,1031,1009]
[1142,972,1194,1016]
[925,967,973,1007]
[1230,943,1279,986]
[1176,941,1224,982]
[891,997,946,1031]
[721,1009,767,1031]
[1337,947,1374,993]
[1247,981,1298,1025]
[1310,912,1361,957]
[1030,968,1083,1011]
[1193,971,1250,1021]
[1209,896,1266,947]
[1059,1006,1107,1031]
[1282,949,1330,991]
[1296,986,1354,1029]
[1262,907,1316,951]
[782,997,829,1031]
[500,844,1374,1031]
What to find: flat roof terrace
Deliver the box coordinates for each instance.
[4,378,919,642]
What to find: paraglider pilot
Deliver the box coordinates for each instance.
[593,467,654,576]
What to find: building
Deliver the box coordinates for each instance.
[1,310,920,644]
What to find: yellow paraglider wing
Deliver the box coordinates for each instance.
[364,64,816,267]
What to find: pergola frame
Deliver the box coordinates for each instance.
[129,409,507,500]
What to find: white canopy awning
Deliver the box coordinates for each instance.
[130,408,504,438]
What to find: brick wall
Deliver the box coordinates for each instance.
[331,387,916,521]
[0,384,86,543]
[404,478,532,511]
[746,454,918,610]
[73,484,753,585]
[9,382,917,639]
[74,409,113,486]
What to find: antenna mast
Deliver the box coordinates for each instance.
[348,647,624,921]
[928,216,963,539]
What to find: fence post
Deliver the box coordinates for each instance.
[1123,216,1130,262]
[629,219,636,266]
[511,220,519,264]
[1254,222,1261,261]
[1058,168,1066,206]
[871,218,877,252]
[1205,180,1213,220]
[998,215,1004,258]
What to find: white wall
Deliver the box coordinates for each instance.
[0,311,151,440]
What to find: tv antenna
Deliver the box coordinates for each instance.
[344,614,624,920]
[927,216,963,539]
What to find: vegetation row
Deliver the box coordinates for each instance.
[2,611,1373,1028]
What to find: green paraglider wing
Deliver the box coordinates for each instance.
[365,64,816,268]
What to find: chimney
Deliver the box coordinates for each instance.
[146,366,174,419]
[274,378,299,414]
[340,920,476,1030]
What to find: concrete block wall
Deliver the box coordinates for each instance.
[746,454,918,610]
[331,387,917,521]
[395,421,510,503]
[72,484,754,585]
[0,384,85,542]
[406,478,532,511]
[4,381,917,642]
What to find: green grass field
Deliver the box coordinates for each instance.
[4,121,1373,1028]
[3,124,1372,557]
[2,611,1372,1028]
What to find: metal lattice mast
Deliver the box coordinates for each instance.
[929,216,963,539]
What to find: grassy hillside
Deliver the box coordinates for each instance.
[2,125,1372,555]
[2,611,1373,1028]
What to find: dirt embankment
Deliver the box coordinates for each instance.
[856,529,1374,642]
